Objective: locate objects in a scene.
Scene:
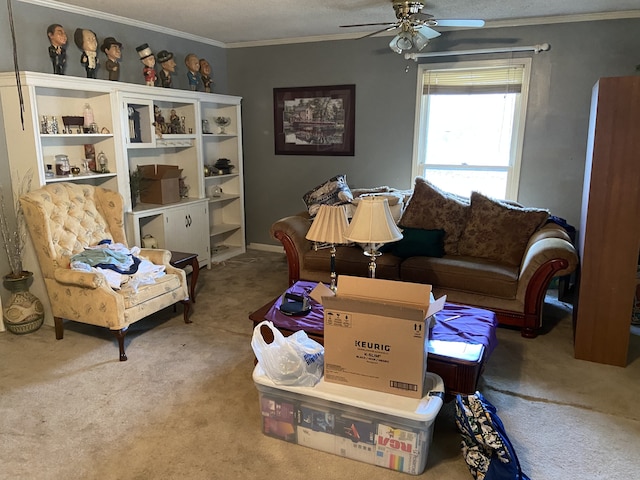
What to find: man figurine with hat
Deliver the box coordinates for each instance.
[136,43,157,86]
[101,36,122,81]
[156,50,176,88]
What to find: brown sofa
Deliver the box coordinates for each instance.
[270,178,579,338]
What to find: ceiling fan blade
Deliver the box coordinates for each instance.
[409,12,434,22]
[358,24,400,39]
[433,19,485,28]
[416,25,441,39]
[340,22,398,28]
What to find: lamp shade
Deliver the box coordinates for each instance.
[343,197,403,244]
[305,204,349,244]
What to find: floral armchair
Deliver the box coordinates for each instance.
[20,183,190,361]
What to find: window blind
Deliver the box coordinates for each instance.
[422,65,525,94]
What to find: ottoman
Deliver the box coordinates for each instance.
[251,281,498,400]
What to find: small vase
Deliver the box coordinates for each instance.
[2,271,45,335]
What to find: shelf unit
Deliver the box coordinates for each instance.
[200,98,246,262]
[574,76,640,367]
[0,71,244,323]
[127,198,209,266]
[0,72,126,325]
[121,91,212,268]
[0,73,124,193]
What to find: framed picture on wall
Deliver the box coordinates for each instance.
[273,84,355,156]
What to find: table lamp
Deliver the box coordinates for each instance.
[305,204,349,291]
[343,196,403,278]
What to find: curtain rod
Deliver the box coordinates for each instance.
[404,43,550,61]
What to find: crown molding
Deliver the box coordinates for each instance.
[483,10,640,29]
[225,10,640,48]
[18,0,226,48]
[18,1,640,50]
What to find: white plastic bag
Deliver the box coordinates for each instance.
[251,320,324,387]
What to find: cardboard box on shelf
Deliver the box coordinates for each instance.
[322,276,446,399]
[139,164,182,204]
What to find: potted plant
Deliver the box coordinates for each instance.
[0,170,45,334]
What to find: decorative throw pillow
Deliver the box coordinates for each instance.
[399,177,470,255]
[381,228,445,258]
[303,174,353,217]
[457,192,549,266]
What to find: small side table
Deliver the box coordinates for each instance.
[170,251,199,303]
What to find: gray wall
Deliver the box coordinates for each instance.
[229,18,640,246]
[0,2,228,89]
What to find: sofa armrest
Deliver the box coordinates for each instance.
[520,238,578,283]
[270,215,313,285]
[519,224,578,284]
[514,224,579,337]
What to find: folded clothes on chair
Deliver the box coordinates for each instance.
[70,241,165,291]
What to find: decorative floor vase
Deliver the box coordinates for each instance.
[2,271,45,335]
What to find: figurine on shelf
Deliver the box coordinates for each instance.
[169,109,181,134]
[199,58,213,93]
[46,23,67,75]
[136,44,157,86]
[156,50,176,88]
[97,151,109,173]
[100,37,122,81]
[184,53,200,91]
[154,105,167,137]
[74,28,99,79]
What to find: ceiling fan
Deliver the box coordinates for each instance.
[340,1,485,54]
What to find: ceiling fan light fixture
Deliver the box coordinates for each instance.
[413,30,430,51]
[389,36,403,54]
[397,31,413,50]
[389,31,414,54]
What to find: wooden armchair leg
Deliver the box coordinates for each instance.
[54,316,64,340]
[182,299,192,324]
[113,328,128,362]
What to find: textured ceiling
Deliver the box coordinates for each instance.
[43,0,640,46]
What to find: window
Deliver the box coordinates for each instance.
[412,58,532,200]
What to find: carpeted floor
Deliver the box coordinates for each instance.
[1,250,639,480]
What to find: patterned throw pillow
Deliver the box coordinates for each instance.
[398,177,470,255]
[303,174,353,217]
[457,192,549,266]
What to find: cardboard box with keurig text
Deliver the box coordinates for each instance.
[139,164,182,204]
[322,276,446,399]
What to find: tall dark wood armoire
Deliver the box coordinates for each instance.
[574,76,640,366]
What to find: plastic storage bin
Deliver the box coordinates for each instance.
[253,365,444,475]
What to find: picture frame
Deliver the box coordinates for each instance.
[273,84,355,156]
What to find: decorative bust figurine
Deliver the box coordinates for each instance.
[156,50,176,88]
[199,58,213,93]
[47,24,67,75]
[184,53,200,91]
[136,44,157,86]
[100,37,122,81]
[74,28,99,78]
